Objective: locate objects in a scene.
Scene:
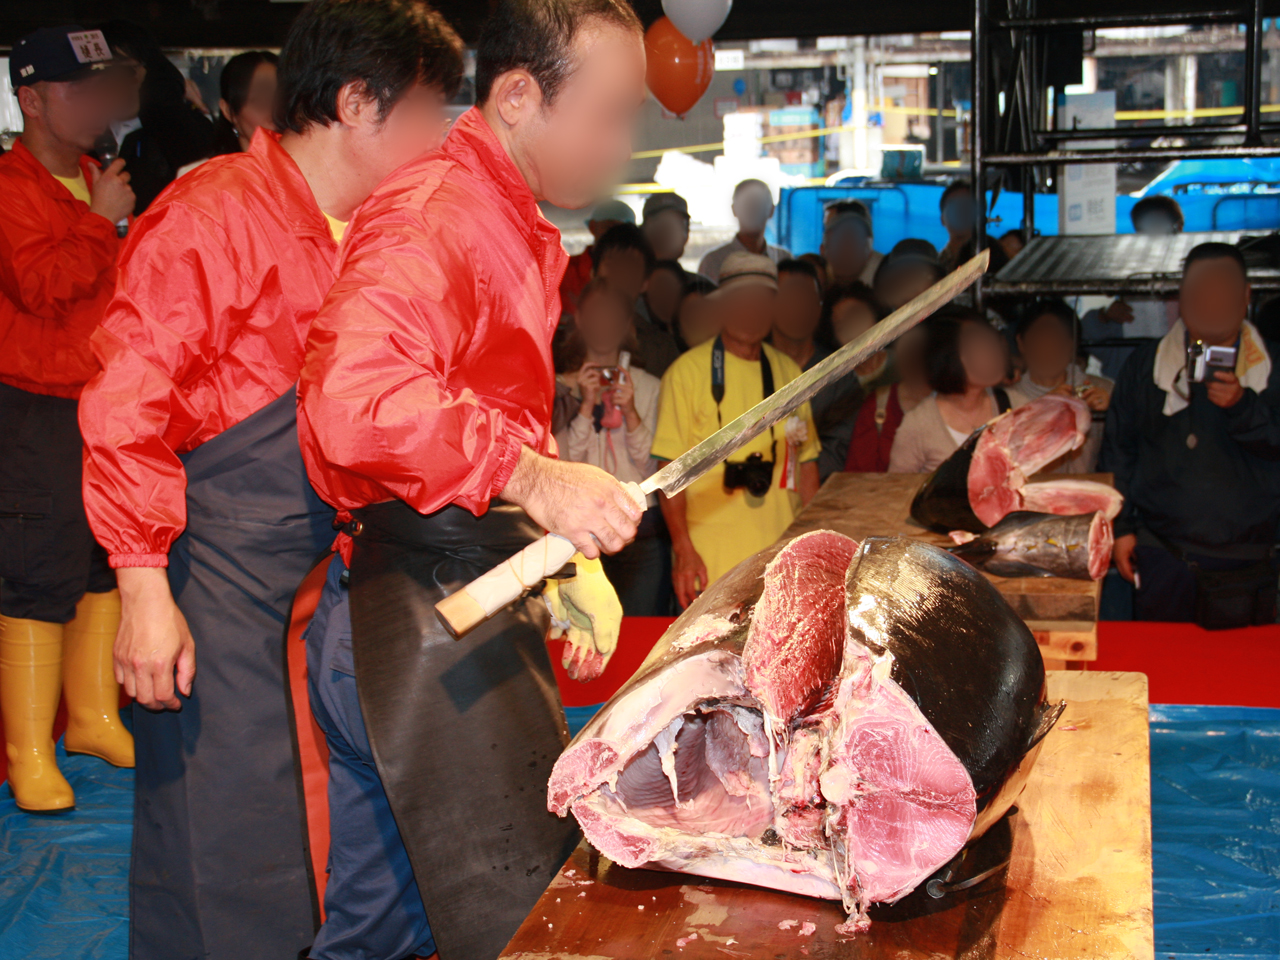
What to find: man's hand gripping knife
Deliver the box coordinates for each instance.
[544,555,623,683]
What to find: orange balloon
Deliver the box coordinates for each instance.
[644,16,714,118]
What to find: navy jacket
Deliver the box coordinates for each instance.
[1099,336,1280,551]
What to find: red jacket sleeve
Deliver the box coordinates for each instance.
[299,209,538,517]
[79,205,247,567]
[0,183,117,324]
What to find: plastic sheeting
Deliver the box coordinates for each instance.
[4,705,1280,958]
[0,738,131,960]
[1151,703,1280,959]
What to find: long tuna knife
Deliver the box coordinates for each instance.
[435,249,990,637]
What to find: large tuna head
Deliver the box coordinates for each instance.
[546,532,1064,934]
[910,393,1119,533]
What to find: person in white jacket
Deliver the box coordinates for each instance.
[558,278,669,613]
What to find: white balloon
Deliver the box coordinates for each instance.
[661,0,732,45]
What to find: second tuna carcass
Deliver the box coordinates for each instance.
[949,510,1114,580]
[547,531,1065,933]
[911,394,1122,534]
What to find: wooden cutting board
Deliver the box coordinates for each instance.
[499,670,1154,960]
[784,472,1111,662]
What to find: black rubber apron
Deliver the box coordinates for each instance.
[346,499,580,960]
[129,388,334,960]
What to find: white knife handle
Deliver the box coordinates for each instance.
[434,482,647,639]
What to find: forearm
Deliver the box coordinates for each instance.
[497,444,547,509]
[658,485,693,549]
[623,414,654,468]
[2,214,118,320]
[798,460,820,505]
[79,336,192,566]
[115,566,173,602]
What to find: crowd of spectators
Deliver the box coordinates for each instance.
[0,20,1276,631]
[552,179,1280,629]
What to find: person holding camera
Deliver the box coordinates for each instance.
[653,252,821,608]
[558,278,668,614]
[1101,242,1280,628]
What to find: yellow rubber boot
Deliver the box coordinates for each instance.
[63,590,133,769]
[0,616,74,811]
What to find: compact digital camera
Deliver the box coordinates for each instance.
[598,366,622,386]
[1187,340,1238,383]
[723,452,774,497]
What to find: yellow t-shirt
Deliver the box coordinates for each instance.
[652,340,821,586]
[323,212,347,242]
[53,171,91,205]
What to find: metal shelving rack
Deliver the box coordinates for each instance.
[970,0,1280,301]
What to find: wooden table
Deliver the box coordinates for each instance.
[500,671,1153,960]
[785,473,1111,668]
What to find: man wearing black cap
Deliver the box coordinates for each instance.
[0,26,136,814]
[642,190,691,262]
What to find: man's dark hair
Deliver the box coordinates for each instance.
[939,178,972,212]
[682,274,717,300]
[890,237,940,259]
[825,198,870,220]
[475,0,642,107]
[824,198,873,235]
[651,259,687,285]
[276,0,464,134]
[777,257,821,290]
[592,222,656,277]
[1131,194,1185,232]
[1016,297,1080,341]
[817,281,882,350]
[925,307,988,395]
[1182,241,1247,280]
[220,51,279,114]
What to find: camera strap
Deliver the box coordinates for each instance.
[711,335,776,429]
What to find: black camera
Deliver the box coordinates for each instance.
[723,452,774,497]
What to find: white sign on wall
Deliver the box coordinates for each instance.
[1057,90,1116,235]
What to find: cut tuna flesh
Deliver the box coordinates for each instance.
[912,394,1121,534]
[969,394,1090,526]
[548,532,1064,932]
[1021,478,1123,522]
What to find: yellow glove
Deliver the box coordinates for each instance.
[544,554,622,683]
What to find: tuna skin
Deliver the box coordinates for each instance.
[949,510,1115,580]
[547,532,1062,933]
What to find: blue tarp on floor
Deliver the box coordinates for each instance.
[0,737,131,960]
[1151,704,1280,959]
[2,705,1279,959]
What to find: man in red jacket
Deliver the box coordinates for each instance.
[77,3,464,959]
[0,26,135,813]
[296,0,647,955]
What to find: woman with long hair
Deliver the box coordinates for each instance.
[889,309,1011,473]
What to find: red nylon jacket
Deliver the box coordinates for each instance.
[298,108,566,550]
[79,130,340,568]
[0,140,120,399]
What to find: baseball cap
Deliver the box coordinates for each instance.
[10,26,120,89]
[709,252,778,298]
[642,192,690,220]
[585,198,636,227]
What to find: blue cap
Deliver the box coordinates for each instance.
[585,199,636,227]
[10,26,119,89]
